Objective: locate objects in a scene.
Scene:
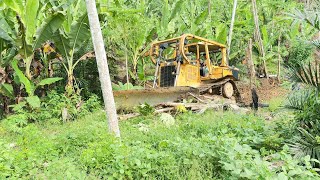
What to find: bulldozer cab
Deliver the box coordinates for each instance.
[149,34,239,88]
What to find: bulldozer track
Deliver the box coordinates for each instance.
[198,78,243,103]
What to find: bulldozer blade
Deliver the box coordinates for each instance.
[114,87,199,109]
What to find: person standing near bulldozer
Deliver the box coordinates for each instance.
[251,88,259,112]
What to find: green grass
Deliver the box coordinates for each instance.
[0,110,318,179]
[267,96,286,112]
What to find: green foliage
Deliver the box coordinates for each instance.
[295,91,320,127]
[0,83,14,99]
[11,59,34,96]
[286,89,311,110]
[3,91,101,132]
[79,111,318,179]
[137,103,154,116]
[25,96,41,108]
[288,122,320,167]
[25,0,39,44]
[33,13,65,49]
[0,1,319,178]
[112,82,143,91]
[11,59,63,97]
[286,92,320,167]
[38,91,101,122]
[268,97,285,112]
[0,113,108,179]
[287,41,314,69]
[10,59,62,109]
[290,63,320,92]
[1,109,318,179]
[286,25,320,167]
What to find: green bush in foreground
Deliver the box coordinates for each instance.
[0,111,319,179]
[2,91,101,133]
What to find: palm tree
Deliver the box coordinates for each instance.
[287,4,320,167]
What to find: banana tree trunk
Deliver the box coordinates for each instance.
[67,72,74,89]
[85,0,120,137]
[25,56,33,79]
[132,50,139,81]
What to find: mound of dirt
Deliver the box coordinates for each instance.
[237,78,289,105]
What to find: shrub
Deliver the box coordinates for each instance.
[287,41,313,68]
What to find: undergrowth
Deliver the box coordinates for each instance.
[0,110,319,179]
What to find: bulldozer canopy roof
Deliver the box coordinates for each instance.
[152,34,226,48]
[187,43,222,53]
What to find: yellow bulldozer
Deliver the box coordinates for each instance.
[114,34,241,109]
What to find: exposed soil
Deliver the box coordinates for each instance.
[237,78,289,105]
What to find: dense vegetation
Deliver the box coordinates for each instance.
[1,110,319,179]
[1,0,320,179]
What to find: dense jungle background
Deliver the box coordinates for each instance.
[1,0,320,179]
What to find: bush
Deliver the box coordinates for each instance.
[286,89,320,168]
[1,91,101,134]
[287,41,314,68]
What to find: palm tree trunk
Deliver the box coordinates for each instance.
[85,0,120,137]
[208,0,211,15]
[227,0,238,61]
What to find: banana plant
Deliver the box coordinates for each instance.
[52,13,91,93]
[11,59,62,108]
[0,5,63,113]
[102,0,156,83]
[1,0,65,79]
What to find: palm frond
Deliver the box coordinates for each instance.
[286,89,313,110]
[290,8,320,31]
[287,122,320,167]
[289,62,320,91]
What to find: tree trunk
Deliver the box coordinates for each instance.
[208,0,211,15]
[65,70,74,95]
[227,0,238,61]
[247,38,256,89]
[277,35,281,83]
[85,0,120,137]
[252,0,269,79]
[125,51,129,90]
